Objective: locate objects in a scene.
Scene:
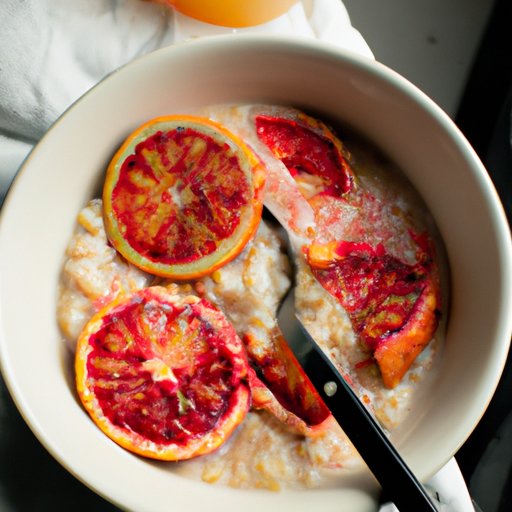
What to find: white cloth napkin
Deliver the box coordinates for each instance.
[0,0,170,201]
[0,1,472,510]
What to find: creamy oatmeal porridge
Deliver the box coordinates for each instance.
[58,105,446,491]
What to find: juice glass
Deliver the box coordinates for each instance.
[169,0,299,27]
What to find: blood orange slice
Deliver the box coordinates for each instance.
[306,239,441,388]
[103,115,265,279]
[244,326,332,436]
[255,112,354,199]
[75,286,251,461]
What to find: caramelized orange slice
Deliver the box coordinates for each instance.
[255,112,354,198]
[103,115,265,279]
[306,239,441,388]
[75,286,251,461]
[244,327,332,436]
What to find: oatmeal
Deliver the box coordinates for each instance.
[180,411,357,491]
[57,199,152,349]
[59,105,446,491]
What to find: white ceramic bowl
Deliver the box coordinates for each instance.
[1,35,511,512]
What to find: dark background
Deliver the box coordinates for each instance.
[454,0,511,510]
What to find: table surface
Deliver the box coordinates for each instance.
[344,0,494,118]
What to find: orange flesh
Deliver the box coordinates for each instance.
[255,114,353,197]
[111,127,252,266]
[244,328,331,431]
[307,239,440,387]
[374,279,440,388]
[80,289,250,447]
[308,241,428,347]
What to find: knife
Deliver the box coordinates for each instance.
[277,288,439,512]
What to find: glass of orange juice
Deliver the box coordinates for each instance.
[167,0,299,28]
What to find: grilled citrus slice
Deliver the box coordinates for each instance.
[75,286,251,461]
[255,112,354,199]
[306,239,441,388]
[244,326,332,436]
[103,115,265,279]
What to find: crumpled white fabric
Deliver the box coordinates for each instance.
[0,0,372,202]
[0,0,171,200]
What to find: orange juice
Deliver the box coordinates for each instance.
[169,0,298,27]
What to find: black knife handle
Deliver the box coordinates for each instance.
[300,340,438,512]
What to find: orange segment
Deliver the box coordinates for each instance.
[75,286,251,461]
[374,279,440,388]
[244,327,332,436]
[255,112,354,199]
[306,239,441,388]
[103,115,265,279]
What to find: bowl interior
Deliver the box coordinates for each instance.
[1,35,510,512]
